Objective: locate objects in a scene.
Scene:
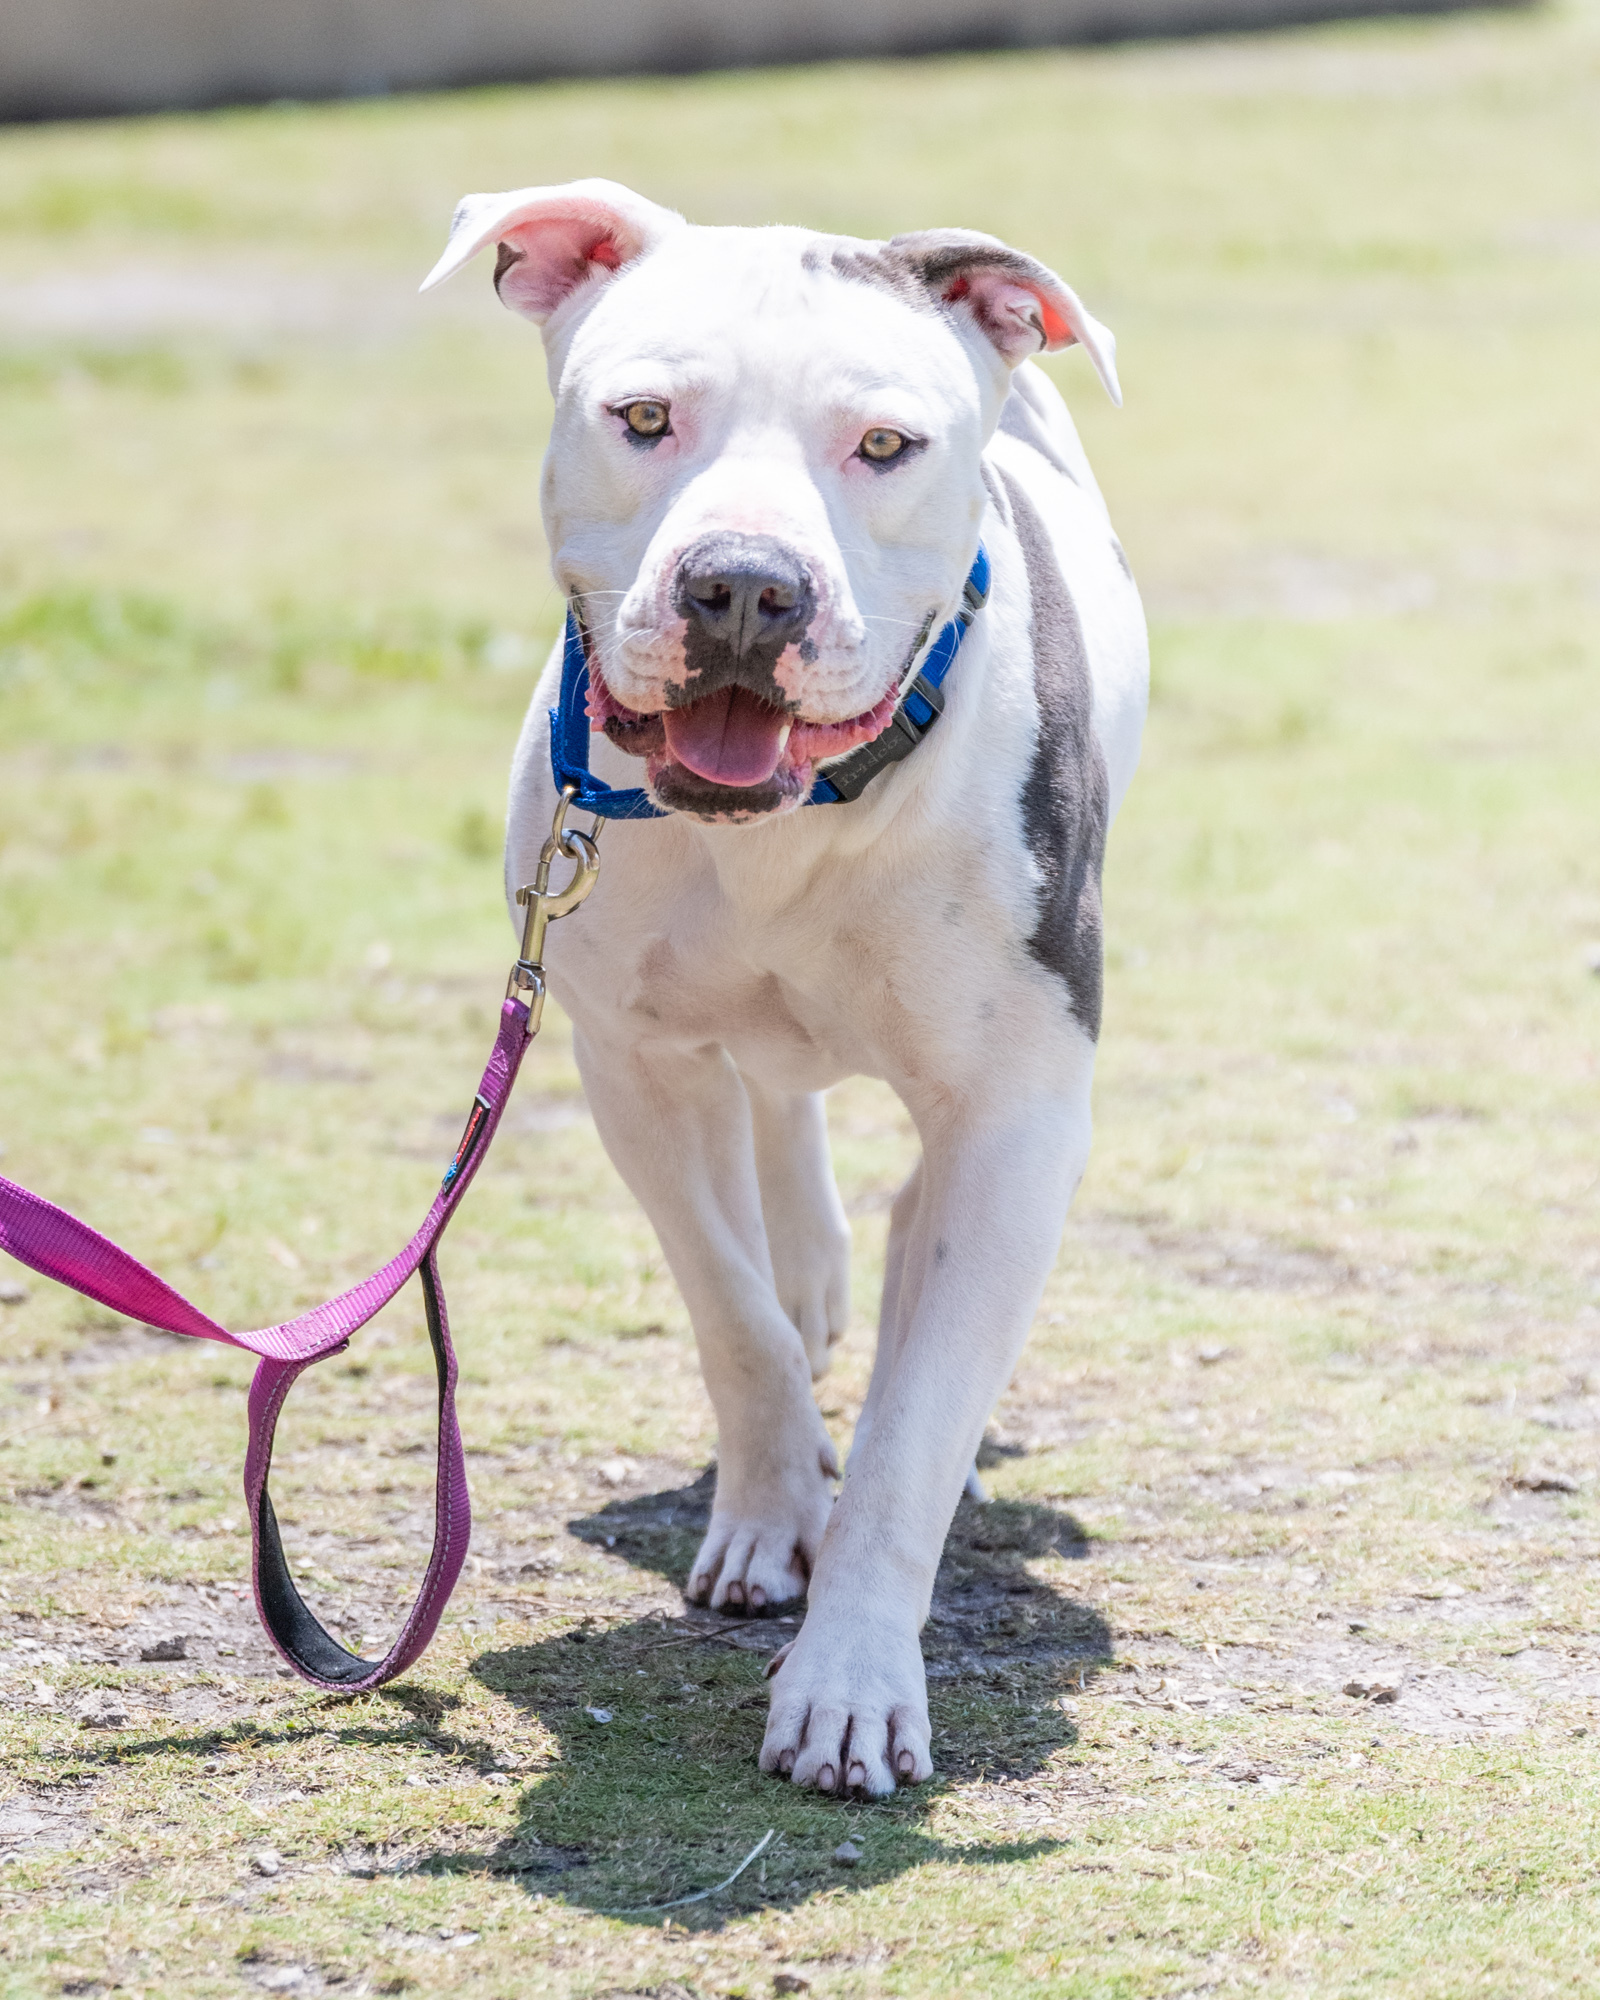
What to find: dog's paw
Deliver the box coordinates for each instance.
[687,1438,837,1613]
[758,1612,932,1796]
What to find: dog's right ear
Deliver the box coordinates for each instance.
[420,178,684,323]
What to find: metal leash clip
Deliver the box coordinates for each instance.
[507,784,602,1033]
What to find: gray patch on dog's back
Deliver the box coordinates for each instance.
[999,469,1108,1038]
[997,389,1083,487]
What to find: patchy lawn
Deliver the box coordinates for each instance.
[2,5,1598,1995]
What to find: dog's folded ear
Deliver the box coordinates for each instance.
[888,229,1121,406]
[420,178,684,322]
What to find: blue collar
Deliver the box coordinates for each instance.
[549,543,990,820]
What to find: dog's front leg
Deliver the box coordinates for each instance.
[760,1086,1092,1794]
[742,1075,851,1381]
[573,1028,838,1611]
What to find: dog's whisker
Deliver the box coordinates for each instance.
[590,631,656,683]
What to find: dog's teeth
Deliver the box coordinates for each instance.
[776,723,792,753]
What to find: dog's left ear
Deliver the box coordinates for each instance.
[889,229,1121,406]
[420,177,684,322]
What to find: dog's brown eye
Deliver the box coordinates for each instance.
[623,400,671,438]
[859,427,907,462]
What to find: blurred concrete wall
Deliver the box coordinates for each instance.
[1,0,1525,121]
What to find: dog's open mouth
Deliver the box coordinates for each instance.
[586,669,896,820]
[664,684,792,787]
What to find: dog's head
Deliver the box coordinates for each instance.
[424,178,1119,822]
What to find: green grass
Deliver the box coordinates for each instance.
[2,6,1599,1995]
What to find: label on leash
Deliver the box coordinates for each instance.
[442,1094,493,1189]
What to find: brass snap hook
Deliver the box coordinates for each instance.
[507,787,603,1030]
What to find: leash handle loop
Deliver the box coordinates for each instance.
[245,1250,468,1691]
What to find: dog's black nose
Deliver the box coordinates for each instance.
[676,534,814,662]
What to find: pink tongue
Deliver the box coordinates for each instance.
[662,686,789,787]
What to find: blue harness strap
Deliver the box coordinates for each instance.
[550,542,990,820]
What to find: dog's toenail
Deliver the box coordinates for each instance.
[778,1750,795,1776]
[749,1586,765,1608]
[897,1749,914,1775]
[847,1761,867,1787]
[818,1764,836,1791]
[727,1582,745,1606]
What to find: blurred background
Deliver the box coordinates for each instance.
[0,0,1538,120]
[0,3,1596,1989]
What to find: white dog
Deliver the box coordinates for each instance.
[423,179,1147,1796]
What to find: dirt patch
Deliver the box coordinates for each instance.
[1102,1629,1568,1740]
[0,1786,99,1865]
[1076,1212,1370,1295]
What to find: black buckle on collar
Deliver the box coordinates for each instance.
[807,542,987,808]
[814,671,945,804]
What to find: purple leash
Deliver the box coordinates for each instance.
[0,795,601,1693]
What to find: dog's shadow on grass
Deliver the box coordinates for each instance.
[440,1469,1112,1928]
